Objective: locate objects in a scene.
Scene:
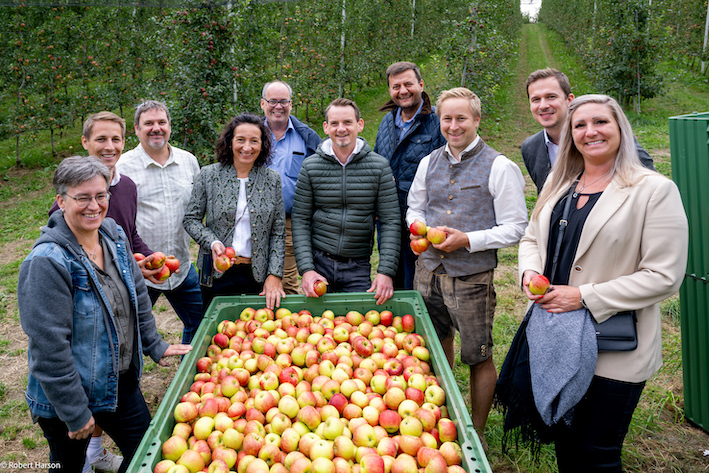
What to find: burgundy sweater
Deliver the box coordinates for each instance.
[49,174,152,255]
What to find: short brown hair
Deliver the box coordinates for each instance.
[83,112,126,140]
[436,88,481,120]
[385,61,422,85]
[325,98,361,122]
[525,68,571,98]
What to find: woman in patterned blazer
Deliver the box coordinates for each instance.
[184,113,286,312]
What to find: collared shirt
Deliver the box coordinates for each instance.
[116,143,200,290]
[320,138,365,167]
[406,136,528,253]
[265,117,307,214]
[230,178,252,258]
[544,129,559,165]
[395,100,424,142]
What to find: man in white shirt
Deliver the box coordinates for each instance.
[407,87,527,449]
[117,101,203,344]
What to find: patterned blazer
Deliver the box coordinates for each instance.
[183,163,285,286]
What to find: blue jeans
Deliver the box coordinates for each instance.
[37,372,151,473]
[312,248,372,292]
[149,264,203,344]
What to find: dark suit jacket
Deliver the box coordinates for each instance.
[521,130,655,194]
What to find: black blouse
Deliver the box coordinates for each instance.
[543,191,603,285]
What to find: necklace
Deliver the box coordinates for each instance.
[83,239,100,261]
[573,171,611,198]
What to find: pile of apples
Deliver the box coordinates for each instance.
[155,307,467,473]
[409,221,447,254]
[134,251,180,281]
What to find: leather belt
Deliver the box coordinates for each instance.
[233,256,252,265]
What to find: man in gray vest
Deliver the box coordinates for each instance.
[407,87,527,449]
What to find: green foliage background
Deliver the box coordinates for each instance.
[0,0,522,166]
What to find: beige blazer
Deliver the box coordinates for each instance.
[519,172,688,382]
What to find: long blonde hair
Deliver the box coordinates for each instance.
[532,94,654,221]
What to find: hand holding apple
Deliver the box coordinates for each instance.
[302,270,329,298]
[428,226,470,253]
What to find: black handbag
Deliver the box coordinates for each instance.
[549,182,638,352]
[592,310,638,352]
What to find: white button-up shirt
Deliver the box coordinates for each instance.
[117,143,200,290]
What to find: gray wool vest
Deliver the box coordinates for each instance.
[419,139,498,277]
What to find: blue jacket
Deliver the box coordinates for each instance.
[18,212,169,432]
[267,116,322,214]
[374,92,446,214]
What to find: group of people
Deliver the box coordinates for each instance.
[18,61,688,473]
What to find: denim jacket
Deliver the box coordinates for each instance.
[18,212,168,432]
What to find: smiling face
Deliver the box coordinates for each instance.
[56,175,109,237]
[260,82,292,130]
[388,69,424,115]
[231,123,263,171]
[528,76,574,141]
[135,108,171,151]
[82,120,124,170]
[438,97,480,158]
[323,105,364,156]
[571,102,621,164]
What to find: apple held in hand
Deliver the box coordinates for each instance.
[146,251,166,269]
[426,228,447,245]
[155,264,171,281]
[410,238,430,253]
[409,220,428,237]
[313,280,327,297]
[164,256,180,274]
[224,246,236,259]
[529,274,550,295]
[133,252,145,262]
[215,255,232,272]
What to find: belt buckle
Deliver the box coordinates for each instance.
[234,256,249,265]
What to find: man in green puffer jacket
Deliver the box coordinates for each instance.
[292,98,401,305]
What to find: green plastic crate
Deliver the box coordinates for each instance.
[128,291,492,473]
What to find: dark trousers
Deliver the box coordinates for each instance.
[394,226,417,290]
[312,248,372,293]
[37,372,151,473]
[555,375,645,473]
[148,264,203,344]
[201,263,261,314]
[379,217,415,290]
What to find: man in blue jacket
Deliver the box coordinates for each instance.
[261,81,322,294]
[375,62,445,289]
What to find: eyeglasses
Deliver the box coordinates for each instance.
[263,99,292,108]
[64,192,111,208]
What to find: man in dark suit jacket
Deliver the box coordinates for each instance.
[521,69,654,193]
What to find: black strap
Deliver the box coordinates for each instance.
[549,182,578,281]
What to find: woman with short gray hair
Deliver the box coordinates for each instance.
[18,156,191,472]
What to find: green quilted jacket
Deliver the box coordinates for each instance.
[291,139,401,278]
